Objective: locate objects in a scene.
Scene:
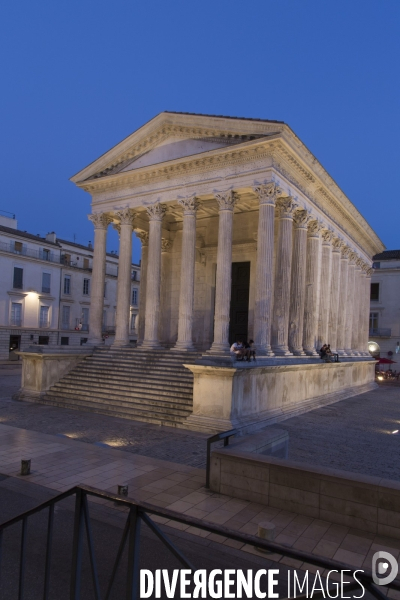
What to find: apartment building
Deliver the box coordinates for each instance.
[0,215,140,359]
[369,250,400,358]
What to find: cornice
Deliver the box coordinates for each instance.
[74,124,383,259]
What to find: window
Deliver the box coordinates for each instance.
[60,337,69,346]
[104,282,107,298]
[132,271,137,281]
[40,306,49,328]
[62,253,71,266]
[38,336,49,345]
[370,312,379,333]
[64,276,71,295]
[370,283,379,301]
[42,248,50,261]
[14,241,23,254]
[131,289,138,305]
[83,279,90,295]
[372,262,380,269]
[13,267,23,289]
[80,338,88,346]
[11,303,22,326]
[130,313,136,331]
[83,258,89,269]
[81,308,89,331]
[103,310,107,329]
[61,306,70,330]
[42,273,51,294]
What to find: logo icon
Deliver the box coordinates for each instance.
[372,551,398,585]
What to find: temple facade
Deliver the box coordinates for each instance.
[68,112,384,431]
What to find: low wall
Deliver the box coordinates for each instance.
[13,347,93,401]
[210,447,400,539]
[184,359,376,433]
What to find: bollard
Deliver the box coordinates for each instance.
[117,485,128,497]
[256,521,276,553]
[21,459,31,476]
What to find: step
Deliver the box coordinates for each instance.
[41,395,190,424]
[71,368,193,383]
[58,376,193,392]
[75,361,194,374]
[44,390,192,414]
[50,383,193,403]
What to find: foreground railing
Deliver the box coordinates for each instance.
[0,484,398,600]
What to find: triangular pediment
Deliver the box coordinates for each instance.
[71,112,285,184]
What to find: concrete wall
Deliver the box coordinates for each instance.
[211,447,400,539]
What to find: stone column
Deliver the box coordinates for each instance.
[327,237,343,352]
[209,190,238,354]
[159,239,172,344]
[351,259,363,355]
[142,203,167,348]
[344,252,357,355]
[113,209,135,347]
[317,229,334,350]
[135,231,149,344]
[288,209,311,355]
[336,246,350,356]
[303,220,323,356]
[253,183,282,356]
[271,197,298,356]
[358,264,368,355]
[174,196,200,351]
[87,212,113,345]
[364,268,373,354]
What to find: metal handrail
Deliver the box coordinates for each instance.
[205,429,238,488]
[0,484,398,600]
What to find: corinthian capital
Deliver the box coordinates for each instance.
[88,212,113,230]
[355,257,364,268]
[215,190,238,211]
[146,203,167,221]
[253,182,283,206]
[112,223,121,236]
[341,245,352,259]
[276,197,298,218]
[349,251,358,264]
[332,237,344,252]
[321,229,335,244]
[135,230,149,247]
[161,238,172,252]
[115,208,136,227]
[293,209,312,229]
[307,219,323,237]
[178,195,200,215]
[366,268,373,277]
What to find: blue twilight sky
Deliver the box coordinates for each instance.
[0,0,399,264]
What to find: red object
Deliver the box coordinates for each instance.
[375,357,396,364]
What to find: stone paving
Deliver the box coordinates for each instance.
[2,421,400,583]
[2,364,400,480]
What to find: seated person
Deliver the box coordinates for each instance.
[244,340,256,361]
[230,340,245,360]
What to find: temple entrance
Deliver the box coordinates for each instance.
[229,262,250,345]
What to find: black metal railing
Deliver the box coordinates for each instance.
[205,429,238,488]
[0,484,398,600]
[369,328,391,337]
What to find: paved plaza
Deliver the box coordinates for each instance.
[1,362,400,586]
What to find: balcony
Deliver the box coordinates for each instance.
[0,241,59,264]
[369,328,391,338]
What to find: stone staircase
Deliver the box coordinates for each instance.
[40,347,201,426]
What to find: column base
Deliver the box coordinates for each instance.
[112,339,130,348]
[172,341,195,352]
[141,339,163,349]
[256,344,274,357]
[337,349,348,356]
[304,348,319,357]
[271,346,293,357]
[207,342,231,355]
[291,348,306,356]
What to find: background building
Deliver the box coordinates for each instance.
[369,250,400,358]
[0,214,140,359]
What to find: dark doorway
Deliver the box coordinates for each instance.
[9,335,21,361]
[229,262,250,345]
